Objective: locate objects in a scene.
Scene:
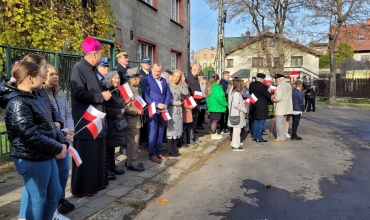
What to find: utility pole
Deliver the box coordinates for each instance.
[215,0,225,76]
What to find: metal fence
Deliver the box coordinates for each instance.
[315,78,370,98]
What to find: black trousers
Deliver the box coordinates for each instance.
[219,109,229,131]
[183,123,192,143]
[292,114,301,136]
[139,119,148,143]
[197,109,206,126]
[191,108,199,140]
[307,99,316,111]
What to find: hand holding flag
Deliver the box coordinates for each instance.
[132,95,147,111]
[161,110,171,121]
[185,96,197,108]
[119,83,134,100]
[250,93,258,104]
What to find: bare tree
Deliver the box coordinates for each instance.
[206,0,306,76]
[305,0,370,104]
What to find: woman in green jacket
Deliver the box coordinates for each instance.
[205,74,228,140]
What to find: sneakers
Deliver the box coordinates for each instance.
[53,211,70,220]
[58,199,75,214]
[240,143,244,146]
[220,129,230,135]
[232,147,244,151]
[211,133,222,140]
[286,133,291,138]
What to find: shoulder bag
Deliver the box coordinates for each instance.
[114,116,128,131]
[229,92,240,125]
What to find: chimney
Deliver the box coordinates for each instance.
[245,31,251,41]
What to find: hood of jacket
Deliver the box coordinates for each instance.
[0,81,35,108]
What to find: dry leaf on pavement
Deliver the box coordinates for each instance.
[156,198,168,204]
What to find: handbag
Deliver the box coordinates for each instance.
[114,116,128,131]
[229,93,240,125]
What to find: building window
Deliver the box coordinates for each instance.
[291,56,303,66]
[226,59,233,68]
[171,0,180,22]
[360,25,365,30]
[361,55,370,61]
[171,52,181,70]
[138,42,154,62]
[252,57,264,67]
[204,54,207,58]
[273,57,280,67]
[211,54,214,58]
[359,36,365,40]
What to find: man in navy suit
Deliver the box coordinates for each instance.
[141,63,171,163]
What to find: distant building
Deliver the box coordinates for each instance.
[193,48,217,69]
[110,0,190,72]
[312,43,328,55]
[224,32,322,81]
[332,18,370,62]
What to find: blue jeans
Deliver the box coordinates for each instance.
[253,119,266,141]
[56,151,70,199]
[14,158,61,220]
[147,114,165,157]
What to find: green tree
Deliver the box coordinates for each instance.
[0,0,116,54]
[319,53,330,68]
[335,41,354,66]
[200,65,215,76]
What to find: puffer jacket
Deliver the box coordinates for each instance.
[206,82,228,113]
[0,82,69,161]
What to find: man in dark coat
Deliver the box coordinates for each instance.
[185,64,201,143]
[70,36,112,196]
[138,57,152,78]
[218,71,230,134]
[116,50,130,85]
[249,73,272,143]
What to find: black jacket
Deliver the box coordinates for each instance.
[249,81,272,120]
[0,82,69,161]
[219,78,229,98]
[306,85,318,99]
[138,68,151,79]
[70,58,107,139]
[116,63,129,85]
[185,73,201,109]
[104,86,126,149]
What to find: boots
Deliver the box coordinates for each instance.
[168,139,180,157]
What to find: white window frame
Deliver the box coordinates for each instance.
[171,52,180,70]
[171,0,180,22]
[359,36,365,41]
[138,42,154,62]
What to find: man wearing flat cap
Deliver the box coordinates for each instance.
[249,73,273,143]
[271,74,293,142]
[70,36,111,196]
[124,67,146,171]
[116,50,130,85]
[138,58,152,78]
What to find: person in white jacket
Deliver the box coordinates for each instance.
[227,79,247,151]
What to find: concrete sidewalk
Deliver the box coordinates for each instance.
[0,125,230,220]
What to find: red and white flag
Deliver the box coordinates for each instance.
[132,95,147,111]
[264,76,272,85]
[244,98,250,107]
[119,83,133,100]
[148,102,156,117]
[82,105,106,121]
[269,85,277,93]
[161,110,171,121]
[86,118,103,139]
[250,93,258,104]
[185,96,197,108]
[68,145,82,167]
[193,91,203,99]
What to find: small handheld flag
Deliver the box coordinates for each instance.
[86,118,103,139]
[132,95,147,111]
[119,83,134,100]
[82,105,106,121]
[269,85,277,93]
[244,98,250,107]
[250,93,258,104]
[185,96,197,108]
[161,110,171,121]
[68,146,82,167]
[193,91,203,99]
[148,102,156,117]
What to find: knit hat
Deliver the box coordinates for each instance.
[81,36,101,54]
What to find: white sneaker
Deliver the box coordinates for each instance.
[240,143,244,146]
[53,211,70,220]
[211,133,222,140]
[232,147,244,151]
[286,133,291,138]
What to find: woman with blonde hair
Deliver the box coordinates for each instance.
[167,69,184,156]
[205,74,228,139]
[227,79,247,151]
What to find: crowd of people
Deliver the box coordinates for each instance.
[1,36,318,220]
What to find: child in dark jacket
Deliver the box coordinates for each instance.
[291,81,306,140]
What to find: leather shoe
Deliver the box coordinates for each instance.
[291,136,302,140]
[194,130,199,133]
[256,139,268,142]
[150,156,162,163]
[196,126,204,130]
[127,165,145,171]
[157,154,168,161]
[140,142,148,147]
[107,171,116,180]
[169,153,181,157]
[111,167,125,175]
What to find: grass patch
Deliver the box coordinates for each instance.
[128,202,145,210]
[337,98,370,104]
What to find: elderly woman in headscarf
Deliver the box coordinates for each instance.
[103,71,126,180]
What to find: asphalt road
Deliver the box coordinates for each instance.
[134,106,370,220]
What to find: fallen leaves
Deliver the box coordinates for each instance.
[0,179,5,183]
[142,188,154,194]
[265,184,272,188]
[218,164,222,166]
[156,198,168,204]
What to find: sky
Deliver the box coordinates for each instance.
[190,0,246,53]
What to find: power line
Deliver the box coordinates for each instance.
[202,19,217,47]
[191,11,214,30]
[191,10,210,19]
[207,29,217,48]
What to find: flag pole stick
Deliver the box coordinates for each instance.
[74,125,87,136]
[111,87,118,92]
[74,117,83,130]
